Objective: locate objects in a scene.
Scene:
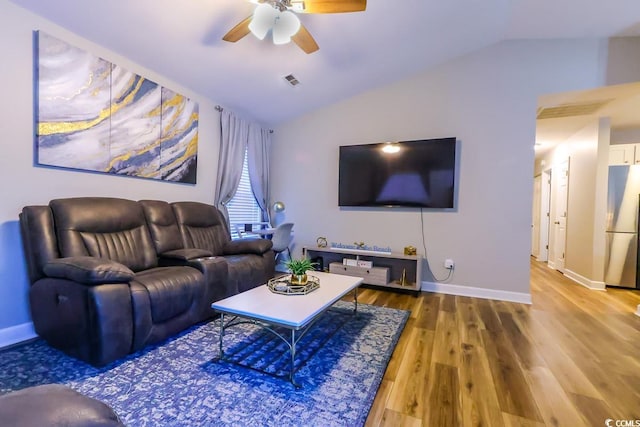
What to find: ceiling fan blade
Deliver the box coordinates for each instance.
[222,16,253,42]
[293,0,366,14]
[292,24,319,54]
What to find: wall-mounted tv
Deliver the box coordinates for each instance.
[338,137,457,208]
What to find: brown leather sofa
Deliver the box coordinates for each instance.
[19,197,275,366]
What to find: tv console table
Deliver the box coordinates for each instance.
[302,246,423,293]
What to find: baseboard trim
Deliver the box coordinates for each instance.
[563,269,606,290]
[0,322,37,349]
[421,281,532,304]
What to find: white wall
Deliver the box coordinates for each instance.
[611,128,640,144]
[593,118,611,285]
[272,39,608,301]
[0,2,221,339]
[563,123,599,279]
[607,37,640,86]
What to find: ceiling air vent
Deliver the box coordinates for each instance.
[536,99,612,119]
[284,74,300,87]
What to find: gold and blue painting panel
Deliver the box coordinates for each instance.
[108,64,161,178]
[160,87,198,184]
[35,31,198,183]
[36,31,112,171]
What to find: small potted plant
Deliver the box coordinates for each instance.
[284,258,318,285]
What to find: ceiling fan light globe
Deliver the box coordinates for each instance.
[249,3,278,40]
[272,10,301,44]
[272,33,292,45]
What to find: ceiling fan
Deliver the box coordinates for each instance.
[222,0,367,54]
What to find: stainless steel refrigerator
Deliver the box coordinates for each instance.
[605,165,640,288]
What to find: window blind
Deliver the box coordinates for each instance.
[227,148,262,239]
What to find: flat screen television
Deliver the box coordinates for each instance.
[338,137,457,208]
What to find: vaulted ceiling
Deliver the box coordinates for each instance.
[10,0,640,125]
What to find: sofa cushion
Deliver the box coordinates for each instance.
[139,200,184,254]
[50,198,157,272]
[224,238,272,255]
[160,248,213,261]
[226,254,269,293]
[44,257,135,285]
[132,267,203,324]
[171,202,229,255]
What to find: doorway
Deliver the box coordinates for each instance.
[535,168,552,262]
[548,159,569,273]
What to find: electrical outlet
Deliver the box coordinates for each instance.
[444,259,455,270]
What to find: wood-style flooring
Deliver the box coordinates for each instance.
[358,258,640,427]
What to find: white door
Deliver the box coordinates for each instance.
[538,169,552,262]
[531,175,541,257]
[550,160,569,272]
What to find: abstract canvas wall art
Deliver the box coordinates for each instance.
[35,31,198,183]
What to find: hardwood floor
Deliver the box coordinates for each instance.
[359,258,640,427]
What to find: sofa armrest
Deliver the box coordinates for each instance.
[160,248,213,261]
[43,257,134,285]
[223,238,272,255]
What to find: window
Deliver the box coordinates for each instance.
[227,149,263,239]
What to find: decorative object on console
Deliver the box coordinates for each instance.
[343,258,373,268]
[343,258,358,267]
[331,242,393,254]
[35,31,198,184]
[404,246,417,255]
[316,236,327,247]
[395,268,410,287]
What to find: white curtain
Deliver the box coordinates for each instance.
[247,126,272,223]
[214,110,249,222]
[214,109,271,224]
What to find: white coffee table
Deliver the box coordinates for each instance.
[211,271,363,387]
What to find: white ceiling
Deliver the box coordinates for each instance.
[9,0,640,126]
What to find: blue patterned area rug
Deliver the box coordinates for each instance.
[0,302,408,427]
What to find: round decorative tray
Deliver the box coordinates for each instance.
[267,275,320,295]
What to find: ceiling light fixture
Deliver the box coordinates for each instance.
[248,2,301,45]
